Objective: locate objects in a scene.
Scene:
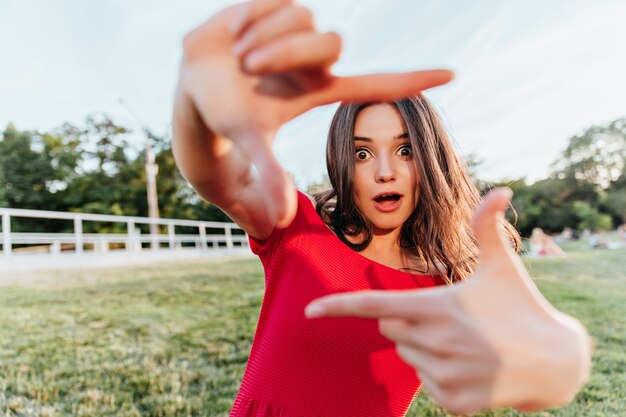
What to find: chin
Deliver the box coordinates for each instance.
[369,218,406,233]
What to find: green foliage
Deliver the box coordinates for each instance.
[571,201,613,231]
[2,123,71,213]
[0,124,83,231]
[552,118,626,188]
[482,117,626,235]
[604,172,626,224]
[0,117,228,232]
[2,113,626,235]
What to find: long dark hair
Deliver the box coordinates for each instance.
[316,95,520,283]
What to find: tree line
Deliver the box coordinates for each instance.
[0,114,229,233]
[493,118,625,236]
[1,115,625,236]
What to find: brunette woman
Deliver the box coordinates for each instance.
[173,0,591,415]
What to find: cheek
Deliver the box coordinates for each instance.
[398,160,419,185]
[351,169,371,213]
[352,167,367,195]
[404,162,420,206]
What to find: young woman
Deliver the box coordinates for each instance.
[173,0,589,416]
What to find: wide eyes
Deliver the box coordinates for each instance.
[396,144,413,157]
[355,148,372,160]
[354,144,412,161]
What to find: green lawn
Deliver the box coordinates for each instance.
[0,247,624,417]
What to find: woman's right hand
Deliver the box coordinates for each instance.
[174,0,452,228]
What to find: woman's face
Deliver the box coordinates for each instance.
[352,103,419,234]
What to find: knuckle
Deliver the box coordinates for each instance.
[378,320,393,338]
[357,294,384,315]
[434,365,455,387]
[405,328,424,347]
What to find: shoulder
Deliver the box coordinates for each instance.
[303,192,316,207]
[295,190,318,215]
[250,190,315,254]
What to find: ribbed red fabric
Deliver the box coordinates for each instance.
[230,191,445,417]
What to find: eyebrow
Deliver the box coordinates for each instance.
[354,133,409,142]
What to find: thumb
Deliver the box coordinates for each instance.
[472,187,514,264]
[471,188,561,317]
[312,69,454,106]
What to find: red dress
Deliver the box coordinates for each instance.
[230,191,445,417]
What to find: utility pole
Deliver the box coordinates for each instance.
[119,98,160,249]
[144,129,160,248]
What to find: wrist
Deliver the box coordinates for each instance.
[512,313,592,411]
[548,313,592,405]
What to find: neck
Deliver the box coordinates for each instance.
[356,227,413,270]
[367,227,403,253]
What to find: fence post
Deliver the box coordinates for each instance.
[127,220,135,252]
[168,223,175,250]
[225,225,233,249]
[51,240,61,254]
[74,216,83,254]
[199,224,207,250]
[2,213,11,257]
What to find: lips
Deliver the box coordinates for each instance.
[373,192,402,204]
[373,192,403,212]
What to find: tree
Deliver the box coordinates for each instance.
[0,123,84,231]
[605,172,626,224]
[571,201,613,231]
[61,115,141,224]
[0,124,82,209]
[552,118,626,188]
[1,116,234,235]
[507,178,578,236]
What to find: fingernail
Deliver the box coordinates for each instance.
[305,304,326,318]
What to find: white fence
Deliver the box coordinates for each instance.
[0,207,251,272]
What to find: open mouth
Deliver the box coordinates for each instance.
[374,193,402,205]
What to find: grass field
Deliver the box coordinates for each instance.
[0,245,624,417]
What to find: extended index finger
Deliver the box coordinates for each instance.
[311,69,454,106]
[305,288,448,321]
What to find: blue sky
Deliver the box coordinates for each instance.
[2,0,626,187]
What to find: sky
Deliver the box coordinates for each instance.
[1,0,626,188]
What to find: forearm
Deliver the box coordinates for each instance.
[171,87,253,206]
[171,86,278,238]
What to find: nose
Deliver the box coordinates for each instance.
[375,156,395,183]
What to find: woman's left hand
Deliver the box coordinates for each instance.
[305,188,592,415]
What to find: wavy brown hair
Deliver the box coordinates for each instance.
[315,95,520,284]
